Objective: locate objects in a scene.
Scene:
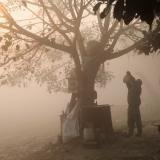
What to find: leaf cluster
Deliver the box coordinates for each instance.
[0,33,30,54]
[136,22,160,55]
[0,33,13,52]
[94,0,160,27]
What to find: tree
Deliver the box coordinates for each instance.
[0,0,159,113]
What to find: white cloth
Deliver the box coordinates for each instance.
[62,103,80,143]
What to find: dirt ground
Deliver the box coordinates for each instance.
[0,124,160,160]
[24,125,160,160]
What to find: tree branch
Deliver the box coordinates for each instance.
[101,20,119,47]
[104,11,111,33]
[47,0,75,28]
[38,0,72,45]
[96,10,104,34]
[68,0,77,19]
[27,0,74,24]
[101,38,145,63]
[0,4,73,54]
[0,24,73,54]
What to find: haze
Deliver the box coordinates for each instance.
[0,53,160,142]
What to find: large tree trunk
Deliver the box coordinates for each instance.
[76,60,101,137]
[78,60,100,107]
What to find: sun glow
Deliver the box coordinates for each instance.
[0,1,38,22]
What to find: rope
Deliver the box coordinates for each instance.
[127,53,130,70]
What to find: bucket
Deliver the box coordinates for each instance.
[83,127,95,141]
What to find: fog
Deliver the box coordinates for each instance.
[0,86,69,138]
[0,54,160,142]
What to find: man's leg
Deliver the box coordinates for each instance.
[128,107,134,136]
[135,107,142,136]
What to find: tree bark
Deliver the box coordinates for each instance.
[78,59,100,107]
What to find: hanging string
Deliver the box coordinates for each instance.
[127,53,130,71]
[42,5,45,37]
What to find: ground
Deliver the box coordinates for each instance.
[23,129,160,160]
[1,124,159,160]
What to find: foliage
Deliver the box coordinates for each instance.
[95,64,114,87]
[136,20,160,55]
[94,0,160,27]
[0,49,114,92]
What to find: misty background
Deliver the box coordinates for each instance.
[0,53,160,143]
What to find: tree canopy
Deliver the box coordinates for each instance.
[94,0,160,28]
[0,0,159,94]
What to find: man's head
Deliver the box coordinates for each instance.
[123,71,135,84]
[126,71,131,75]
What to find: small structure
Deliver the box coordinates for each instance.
[80,104,113,146]
[60,103,113,145]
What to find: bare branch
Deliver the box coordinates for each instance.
[27,0,74,24]
[38,0,72,45]
[84,0,93,8]
[73,0,79,15]
[0,23,73,54]
[96,11,104,34]
[68,0,77,19]
[47,0,75,28]
[101,20,119,46]
[25,6,51,26]
[103,11,111,33]
[101,38,145,62]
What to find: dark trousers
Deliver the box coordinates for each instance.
[128,106,142,136]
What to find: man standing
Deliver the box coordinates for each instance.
[123,71,143,137]
[134,79,143,136]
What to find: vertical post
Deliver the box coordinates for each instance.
[60,111,66,143]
